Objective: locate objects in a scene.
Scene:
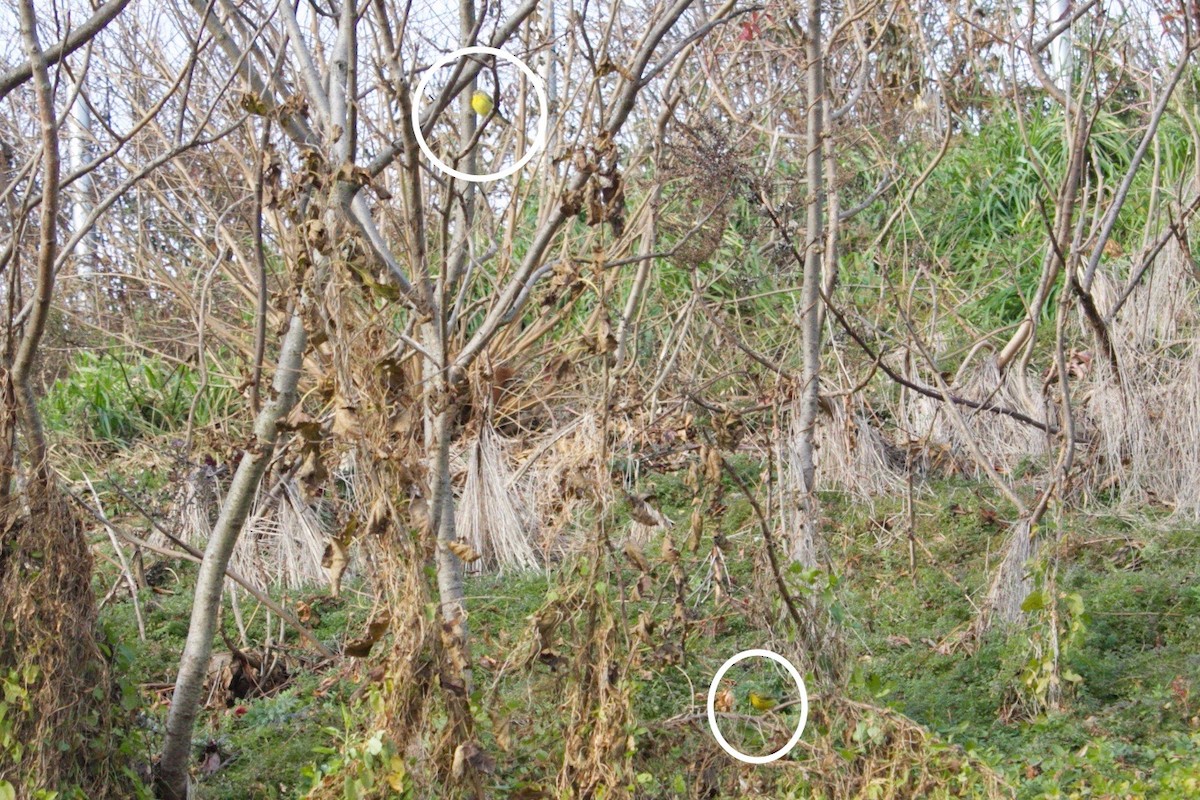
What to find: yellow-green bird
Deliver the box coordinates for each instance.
[748,691,777,712]
[470,90,511,127]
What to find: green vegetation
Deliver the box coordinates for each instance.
[7,0,1200,796]
[94,476,1200,798]
[43,349,239,447]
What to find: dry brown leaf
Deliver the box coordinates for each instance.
[713,410,743,449]
[366,498,389,536]
[507,788,552,800]
[344,614,391,657]
[200,742,223,776]
[702,445,722,484]
[440,673,468,696]
[408,494,429,533]
[332,402,359,437]
[452,741,495,780]
[343,639,375,658]
[688,508,704,551]
[632,612,656,643]
[622,540,651,573]
[322,538,350,598]
[296,447,327,489]
[448,539,482,563]
[625,490,670,528]
[321,517,356,597]
[661,534,680,565]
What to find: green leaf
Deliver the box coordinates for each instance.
[1021,590,1046,613]
[0,780,15,800]
[1064,592,1085,616]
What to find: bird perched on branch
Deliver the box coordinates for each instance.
[748,691,777,712]
[471,90,511,127]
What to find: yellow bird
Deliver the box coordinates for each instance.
[470,90,510,127]
[748,691,777,712]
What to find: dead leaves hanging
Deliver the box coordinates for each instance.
[624,489,672,528]
[452,740,496,781]
[344,613,391,658]
[622,540,652,573]
[559,133,626,237]
[279,408,327,495]
[322,516,356,598]
[447,538,482,564]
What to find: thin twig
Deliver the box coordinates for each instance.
[82,474,145,640]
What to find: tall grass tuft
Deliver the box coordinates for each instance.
[43,349,239,446]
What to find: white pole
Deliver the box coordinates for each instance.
[1049,0,1072,96]
[68,79,93,275]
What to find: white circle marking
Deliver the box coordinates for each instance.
[706,648,809,764]
[410,46,548,183]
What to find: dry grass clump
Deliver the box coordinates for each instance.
[846,233,1200,526]
[1076,240,1200,516]
[1081,342,1200,515]
[446,409,609,573]
[1119,237,1194,348]
[906,356,1050,479]
[800,697,1012,799]
[456,423,540,574]
[238,481,331,588]
[171,464,332,590]
[813,393,907,497]
[523,410,609,560]
[172,461,220,545]
[979,518,1035,630]
[662,693,1011,798]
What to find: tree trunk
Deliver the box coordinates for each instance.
[790,0,826,568]
[157,312,307,800]
[0,6,114,793]
[430,403,466,624]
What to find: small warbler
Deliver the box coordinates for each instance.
[748,691,777,712]
[470,90,511,127]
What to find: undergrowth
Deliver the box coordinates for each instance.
[92,473,1200,798]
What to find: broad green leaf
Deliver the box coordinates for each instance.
[1021,590,1046,613]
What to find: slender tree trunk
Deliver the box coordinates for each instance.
[68,78,94,276]
[430,403,465,623]
[790,0,825,567]
[11,0,60,482]
[613,209,657,368]
[445,0,477,292]
[0,6,109,794]
[416,0,478,700]
[157,312,307,800]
